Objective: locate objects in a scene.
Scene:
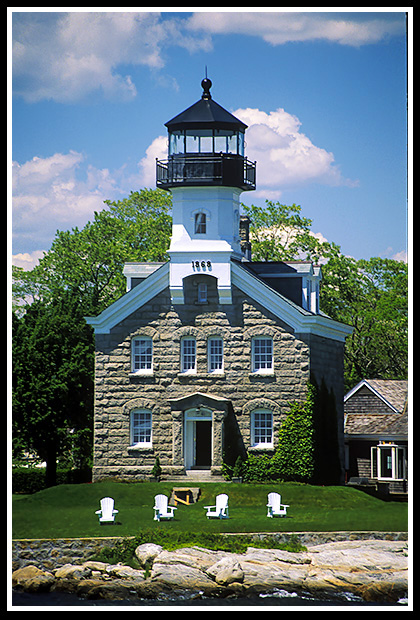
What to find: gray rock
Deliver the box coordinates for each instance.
[150,561,218,594]
[207,557,244,585]
[11,540,409,604]
[54,564,91,580]
[134,543,163,568]
[106,563,145,580]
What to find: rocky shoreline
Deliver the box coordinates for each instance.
[12,539,408,605]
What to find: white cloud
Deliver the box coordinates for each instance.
[12,151,122,257]
[12,251,46,271]
[235,107,357,191]
[392,250,408,263]
[186,11,405,47]
[137,136,167,188]
[12,12,211,103]
[11,145,164,262]
[382,247,408,263]
[12,11,404,104]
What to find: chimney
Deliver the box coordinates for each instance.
[239,215,252,261]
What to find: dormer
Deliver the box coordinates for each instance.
[242,260,322,314]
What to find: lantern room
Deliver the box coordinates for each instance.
[156,78,256,191]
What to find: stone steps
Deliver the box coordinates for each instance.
[163,469,226,483]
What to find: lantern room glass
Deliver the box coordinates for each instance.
[168,129,244,156]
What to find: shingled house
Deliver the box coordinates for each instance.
[86,78,352,482]
[344,379,408,494]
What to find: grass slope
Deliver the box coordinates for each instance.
[12,481,408,540]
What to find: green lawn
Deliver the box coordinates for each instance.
[12,481,408,540]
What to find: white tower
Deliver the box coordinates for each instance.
[156,77,256,304]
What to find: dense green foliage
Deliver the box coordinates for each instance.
[12,188,172,317]
[12,189,171,484]
[239,382,340,484]
[12,293,94,486]
[271,384,315,482]
[321,255,408,391]
[12,467,92,495]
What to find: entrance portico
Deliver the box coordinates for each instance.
[169,392,230,475]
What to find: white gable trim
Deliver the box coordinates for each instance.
[231,262,353,343]
[343,379,400,413]
[85,259,352,342]
[85,262,169,334]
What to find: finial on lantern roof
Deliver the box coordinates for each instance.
[201,67,212,99]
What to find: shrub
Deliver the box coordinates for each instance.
[151,456,162,479]
[12,466,92,494]
[242,453,273,482]
[232,455,244,479]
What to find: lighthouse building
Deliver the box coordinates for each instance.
[86,78,352,482]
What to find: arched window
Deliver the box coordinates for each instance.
[194,212,206,234]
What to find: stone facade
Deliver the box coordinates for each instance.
[92,275,344,482]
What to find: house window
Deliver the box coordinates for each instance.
[252,338,273,372]
[372,443,406,480]
[195,212,206,234]
[132,337,153,373]
[131,410,152,446]
[181,338,196,373]
[198,283,208,303]
[208,337,223,372]
[251,411,273,448]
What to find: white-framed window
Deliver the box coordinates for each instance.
[131,410,152,446]
[181,338,196,373]
[194,212,206,234]
[251,410,273,448]
[372,443,406,481]
[252,338,273,372]
[198,283,208,303]
[132,337,153,373]
[208,337,223,372]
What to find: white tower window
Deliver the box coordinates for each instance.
[194,212,206,234]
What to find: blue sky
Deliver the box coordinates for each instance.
[10,9,410,269]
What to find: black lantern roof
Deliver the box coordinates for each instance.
[165,78,247,132]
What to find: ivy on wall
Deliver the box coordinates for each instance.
[239,380,341,485]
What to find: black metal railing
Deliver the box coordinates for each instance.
[156,154,256,191]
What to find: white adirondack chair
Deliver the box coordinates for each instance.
[204,493,229,519]
[153,494,177,521]
[95,497,119,524]
[267,492,289,518]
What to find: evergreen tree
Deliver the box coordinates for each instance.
[12,293,94,486]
